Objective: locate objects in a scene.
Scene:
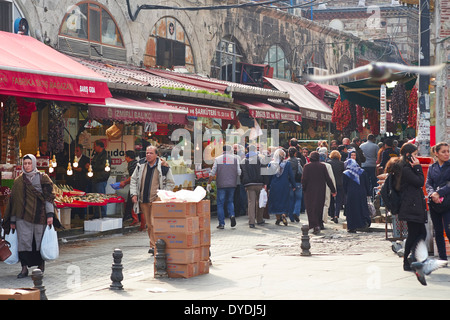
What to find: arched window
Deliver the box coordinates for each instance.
[144,17,195,72]
[264,45,289,80]
[210,37,244,82]
[58,1,126,61]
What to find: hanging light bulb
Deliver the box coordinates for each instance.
[36,149,40,157]
[49,160,54,173]
[87,164,93,177]
[67,162,73,176]
[52,155,57,167]
[105,159,111,172]
[73,155,79,168]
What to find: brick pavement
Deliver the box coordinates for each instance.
[1,214,449,300]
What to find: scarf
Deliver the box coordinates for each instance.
[270,149,286,177]
[22,154,39,181]
[344,158,364,185]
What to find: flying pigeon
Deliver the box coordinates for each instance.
[410,239,448,286]
[306,62,446,83]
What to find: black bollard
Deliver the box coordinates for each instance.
[32,268,48,300]
[154,239,168,278]
[300,224,311,256]
[110,248,124,290]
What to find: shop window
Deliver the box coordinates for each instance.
[58,1,125,61]
[264,45,289,80]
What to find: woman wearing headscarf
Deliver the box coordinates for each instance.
[302,151,336,234]
[2,154,60,278]
[267,149,296,226]
[342,158,371,233]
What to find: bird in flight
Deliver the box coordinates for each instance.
[411,239,448,286]
[306,62,446,83]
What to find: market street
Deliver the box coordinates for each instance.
[1,214,449,301]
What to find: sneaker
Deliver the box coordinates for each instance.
[249,224,255,228]
[230,216,236,227]
[256,220,266,225]
[216,224,224,229]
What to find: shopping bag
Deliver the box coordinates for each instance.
[259,188,268,208]
[367,197,376,218]
[40,225,59,261]
[4,230,18,264]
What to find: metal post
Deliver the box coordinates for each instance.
[32,268,48,300]
[110,248,124,290]
[417,0,431,156]
[300,224,311,256]
[434,0,446,143]
[154,239,168,278]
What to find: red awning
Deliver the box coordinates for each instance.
[0,31,111,104]
[160,100,236,120]
[236,100,302,122]
[88,96,188,124]
[305,82,340,100]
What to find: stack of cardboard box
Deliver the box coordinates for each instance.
[152,199,211,278]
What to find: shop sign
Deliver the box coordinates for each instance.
[248,109,301,122]
[166,102,236,120]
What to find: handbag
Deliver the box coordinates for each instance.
[0,238,12,262]
[428,195,450,213]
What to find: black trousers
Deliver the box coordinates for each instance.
[404,221,427,264]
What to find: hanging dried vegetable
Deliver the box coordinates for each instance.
[356,105,364,133]
[390,83,408,125]
[48,102,69,154]
[407,86,418,129]
[343,103,357,137]
[367,108,380,135]
[331,96,351,131]
[3,97,20,137]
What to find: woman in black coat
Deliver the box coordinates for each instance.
[425,142,450,261]
[392,143,427,271]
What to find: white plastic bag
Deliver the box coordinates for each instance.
[259,188,268,208]
[40,225,59,261]
[4,230,19,265]
[157,186,206,203]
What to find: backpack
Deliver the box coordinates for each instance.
[380,173,401,215]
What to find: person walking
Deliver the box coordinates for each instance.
[360,134,379,195]
[287,147,303,222]
[425,142,450,261]
[130,146,175,254]
[240,145,266,228]
[327,150,345,223]
[207,145,241,229]
[2,154,61,278]
[349,137,366,167]
[91,140,111,218]
[342,158,371,233]
[267,149,296,226]
[302,151,336,234]
[319,148,336,228]
[379,138,399,171]
[391,143,427,271]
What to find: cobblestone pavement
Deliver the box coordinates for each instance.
[0,214,448,300]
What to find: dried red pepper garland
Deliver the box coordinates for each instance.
[407,86,418,129]
[332,96,351,131]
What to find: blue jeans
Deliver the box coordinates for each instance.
[93,181,107,218]
[216,187,236,226]
[430,210,450,260]
[288,183,302,221]
[363,167,377,197]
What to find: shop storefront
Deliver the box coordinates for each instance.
[0,31,111,219]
